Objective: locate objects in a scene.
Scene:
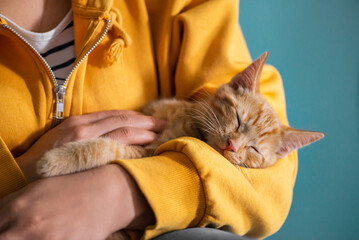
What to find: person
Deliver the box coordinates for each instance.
[0,0,297,239]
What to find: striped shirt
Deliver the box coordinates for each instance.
[0,10,75,84]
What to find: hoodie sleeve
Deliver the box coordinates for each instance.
[112,0,297,239]
[0,137,27,198]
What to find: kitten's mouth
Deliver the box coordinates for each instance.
[212,145,244,167]
[210,144,223,155]
[223,151,244,167]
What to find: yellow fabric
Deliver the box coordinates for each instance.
[0,138,27,196]
[0,0,297,239]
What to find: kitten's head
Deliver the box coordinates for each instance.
[194,52,324,168]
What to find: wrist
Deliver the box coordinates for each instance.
[16,151,40,183]
[104,164,155,231]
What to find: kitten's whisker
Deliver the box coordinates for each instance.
[192,116,218,134]
[194,100,225,135]
[186,102,224,138]
[190,117,217,133]
[190,108,218,130]
[190,121,216,135]
[205,103,224,135]
[193,102,219,128]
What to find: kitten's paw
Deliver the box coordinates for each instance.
[37,144,79,177]
[37,138,120,177]
[37,138,149,177]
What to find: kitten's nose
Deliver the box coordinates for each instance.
[225,139,237,152]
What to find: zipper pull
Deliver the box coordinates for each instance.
[54,85,66,119]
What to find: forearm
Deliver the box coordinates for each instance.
[16,153,40,183]
[0,163,155,239]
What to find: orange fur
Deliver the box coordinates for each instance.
[37,52,324,175]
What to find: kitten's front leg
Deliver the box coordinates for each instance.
[37,138,147,177]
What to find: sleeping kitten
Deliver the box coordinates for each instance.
[37,52,324,177]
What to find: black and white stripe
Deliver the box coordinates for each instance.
[40,21,75,84]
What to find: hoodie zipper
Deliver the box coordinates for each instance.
[1,19,111,127]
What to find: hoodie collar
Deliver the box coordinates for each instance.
[71,0,131,65]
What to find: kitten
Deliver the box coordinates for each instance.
[37,52,324,177]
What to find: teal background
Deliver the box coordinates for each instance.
[239,1,359,239]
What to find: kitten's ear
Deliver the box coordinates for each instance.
[276,126,325,158]
[230,51,268,93]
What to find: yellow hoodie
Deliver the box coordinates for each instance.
[0,0,297,239]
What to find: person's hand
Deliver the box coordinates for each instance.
[0,164,155,240]
[16,110,166,182]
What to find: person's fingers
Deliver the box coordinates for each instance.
[64,110,140,126]
[90,114,166,137]
[50,110,166,145]
[102,127,158,145]
[151,117,166,133]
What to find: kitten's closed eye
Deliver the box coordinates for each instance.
[250,146,259,153]
[236,111,241,131]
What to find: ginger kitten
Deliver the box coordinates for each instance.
[37,52,324,177]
